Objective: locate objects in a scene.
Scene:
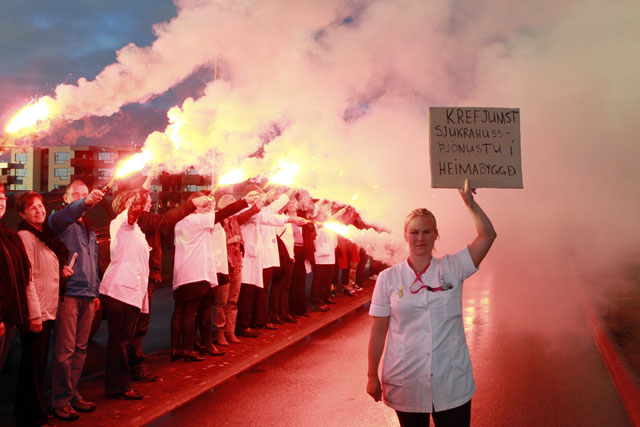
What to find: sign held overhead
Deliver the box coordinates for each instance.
[429,107,522,189]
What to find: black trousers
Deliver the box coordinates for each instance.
[271,255,294,318]
[236,283,261,331]
[253,267,273,327]
[14,320,53,426]
[196,286,216,347]
[289,245,308,316]
[311,264,334,306]
[103,296,140,395]
[395,400,471,427]
[128,279,157,368]
[171,281,209,353]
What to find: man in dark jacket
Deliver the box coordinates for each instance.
[49,180,104,421]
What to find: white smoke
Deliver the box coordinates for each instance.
[14,0,640,300]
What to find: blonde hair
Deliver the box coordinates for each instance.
[404,208,439,237]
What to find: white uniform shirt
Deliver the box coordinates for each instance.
[259,194,289,269]
[173,211,218,289]
[313,225,337,265]
[99,210,151,312]
[240,210,287,288]
[369,247,478,413]
[213,223,228,275]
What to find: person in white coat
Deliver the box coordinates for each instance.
[310,206,338,312]
[366,180,496,427]
[99,189,150,401]
[172,192,252,361]
[235,188,305,338]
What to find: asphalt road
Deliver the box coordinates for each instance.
[150,270,632,427]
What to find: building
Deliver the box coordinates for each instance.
[0,145,217,204]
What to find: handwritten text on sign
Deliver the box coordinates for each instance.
[428,107,522,188]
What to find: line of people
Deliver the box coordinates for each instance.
[0,176,369,425]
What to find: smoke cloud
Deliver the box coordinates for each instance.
[9,1,640,336]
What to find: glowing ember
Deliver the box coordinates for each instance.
[269,160,299,186]
[323,221,349,236]
[116,151,151,178]
[5,97,54,133]
[218,168,245,185]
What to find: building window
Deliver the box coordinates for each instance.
[185,185,198,192]
[98,152,115,163]
[15,169,27,177]
[14,153,27,164]
[54,168,70,179]
[54,152,71,164]
[185,168,198,175]
[97,168,113,179]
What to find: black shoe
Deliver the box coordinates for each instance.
[52,405,79,421]
[282,315,297,323]
[107,389,143,400]
[237,328,260,338]
[71,398,96,413]
[199,344,225,357]
[183,351,206,362]
[343,288,355,296]
[261,322,278,330]
[170,350,183,361]
[270,316,284,325]
[325,298,336,305]
[314,304,330,312]
[132,366,158,382]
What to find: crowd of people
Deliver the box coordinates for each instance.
[0,174,370,426]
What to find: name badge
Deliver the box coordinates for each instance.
[397,286,404,298]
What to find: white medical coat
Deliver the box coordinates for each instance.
[369,247,478,412]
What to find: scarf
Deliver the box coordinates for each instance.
[18,219,70,297]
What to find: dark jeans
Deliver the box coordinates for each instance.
[103,296,140,395]
[253,267,273,327]
[289,245,308,316]
[396,400,471,427]
[196,286,216,347]
[311,263,334,306]
[15,320,53,426]
[171,281,209,353]
[128,279,157,368]
[236,283,260,332]
[272,255,294,318]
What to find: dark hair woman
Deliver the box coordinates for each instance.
[15,190,73,425]
[0,183,30,370]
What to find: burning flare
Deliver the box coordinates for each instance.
[5,97,55,134]
[218,168,245,185]
[269,160,300,186]
[116,151,152,178]
[323,221,350,237]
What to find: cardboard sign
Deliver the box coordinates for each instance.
[428,107,522,188]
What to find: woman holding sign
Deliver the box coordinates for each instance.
[366,179,496,427]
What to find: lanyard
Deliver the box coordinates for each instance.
[407,258,446,293]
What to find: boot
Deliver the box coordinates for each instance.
[216,329,229,346]
[225,332,242,344]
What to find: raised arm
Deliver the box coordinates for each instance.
[367,315,389,402]
[459,179,497,268]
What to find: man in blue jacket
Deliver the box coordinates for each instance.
[49,180,104,421]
